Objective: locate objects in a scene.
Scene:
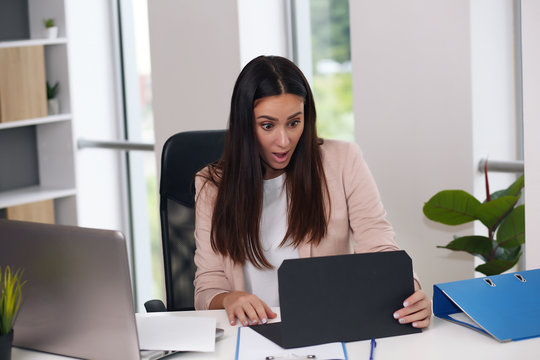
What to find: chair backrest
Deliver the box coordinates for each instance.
[159,130,226,311]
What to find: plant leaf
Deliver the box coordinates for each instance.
[493,243,520,259]
[475,257,520,276]
[423,190,480,225]
[496,205,525,248]
[475,196,518,230]
[437,235,492,258]
[0,266,25,335]
[489,174,524,201]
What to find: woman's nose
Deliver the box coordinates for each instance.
[277,127,290,146]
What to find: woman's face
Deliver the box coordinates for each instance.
[253,93,305,180]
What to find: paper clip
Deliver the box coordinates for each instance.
[265,354,317,360]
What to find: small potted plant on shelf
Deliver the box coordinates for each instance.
[46,81,60,115]
[0,266,25,360]
[423,169,525,276]
[43,18,58,39]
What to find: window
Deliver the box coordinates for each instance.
[118,0,162,310]
[292,0,354,141]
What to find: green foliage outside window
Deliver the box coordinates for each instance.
[313,73,354,141]
[310,0,351,66]
[310,0,354,141]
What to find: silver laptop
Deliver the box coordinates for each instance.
[0,219,172,360]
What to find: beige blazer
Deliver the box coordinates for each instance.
[193,139,401,310]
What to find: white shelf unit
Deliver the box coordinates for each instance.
[0,38,68,49]
[0,114,71,130]
[0,0,77,225]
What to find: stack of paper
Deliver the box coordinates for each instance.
[136,313,216,352]
[235,326,347,360]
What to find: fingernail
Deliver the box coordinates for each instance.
[403,301,409,307]
[230,320,236,325]
[262,318,267,324]
[399,318,405,324]
[243,321,248,326]
[413,322,418,327]
[252,319,258,325]
[393,312,399,319]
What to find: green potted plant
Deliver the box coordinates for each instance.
[43,18,58,39]
[0,266,25,360]
[46,81,60,115]
[423,172,525,276]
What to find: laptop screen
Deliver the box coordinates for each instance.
[0,220,141,360]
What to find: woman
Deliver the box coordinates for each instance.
[194,55,431,328]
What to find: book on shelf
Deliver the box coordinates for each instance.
[0,45,47,123]
[2,199,55,224]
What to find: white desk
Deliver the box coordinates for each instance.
[12,309,540,360]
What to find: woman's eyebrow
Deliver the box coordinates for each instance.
[256,115,278,121]
[256,111,303,121]
[287,111,302,120]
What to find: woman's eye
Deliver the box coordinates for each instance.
[261,123,273,130]
[289,119,301,127]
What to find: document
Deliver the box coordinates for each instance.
[235,326,347,360]
[136,313,216,352]
[448,312,480,328]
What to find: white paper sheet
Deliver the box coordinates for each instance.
[448,312,480,328]
[136,313,216,352]
[235,326,346,360]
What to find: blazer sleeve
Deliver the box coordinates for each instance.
[341,142,400,253]
[193,172,233,310]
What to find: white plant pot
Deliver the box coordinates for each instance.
[45,26,58,39]
[48,98,60,115]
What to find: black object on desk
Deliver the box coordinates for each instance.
[250,251,421,348]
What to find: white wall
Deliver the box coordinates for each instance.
[148,0,242,177]
[522,0,540,269]
[470,0,519,272]
[349,0,533,295]
[349,0,476,296]
[471,0,517,199]
[238,0,290,66]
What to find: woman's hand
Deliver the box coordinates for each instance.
[393,280,432,328]
[211,291,277,326]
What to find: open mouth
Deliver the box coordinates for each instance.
[272,151,289,163]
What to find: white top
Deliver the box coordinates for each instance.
[243,174,299,306]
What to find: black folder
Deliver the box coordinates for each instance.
[250,250,421,348]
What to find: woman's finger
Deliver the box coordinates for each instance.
[226,307,237,326]
[234,306,250,327]
[403,289,426,308]
[396,298,430,317]
[263,302,278,320]
[397,307,431,325]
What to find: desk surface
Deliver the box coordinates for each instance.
[13,309,540,360]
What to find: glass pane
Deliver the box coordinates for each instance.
[121,0,163,307]
[310,0,354,141]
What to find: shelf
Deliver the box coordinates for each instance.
[0,38,68,49]
[0,1,78,225]
[0,186,76,209]
[0,114,72,130]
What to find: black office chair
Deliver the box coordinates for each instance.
[145,130,226,312]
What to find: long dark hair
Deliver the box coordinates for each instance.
[202,55,329,269]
